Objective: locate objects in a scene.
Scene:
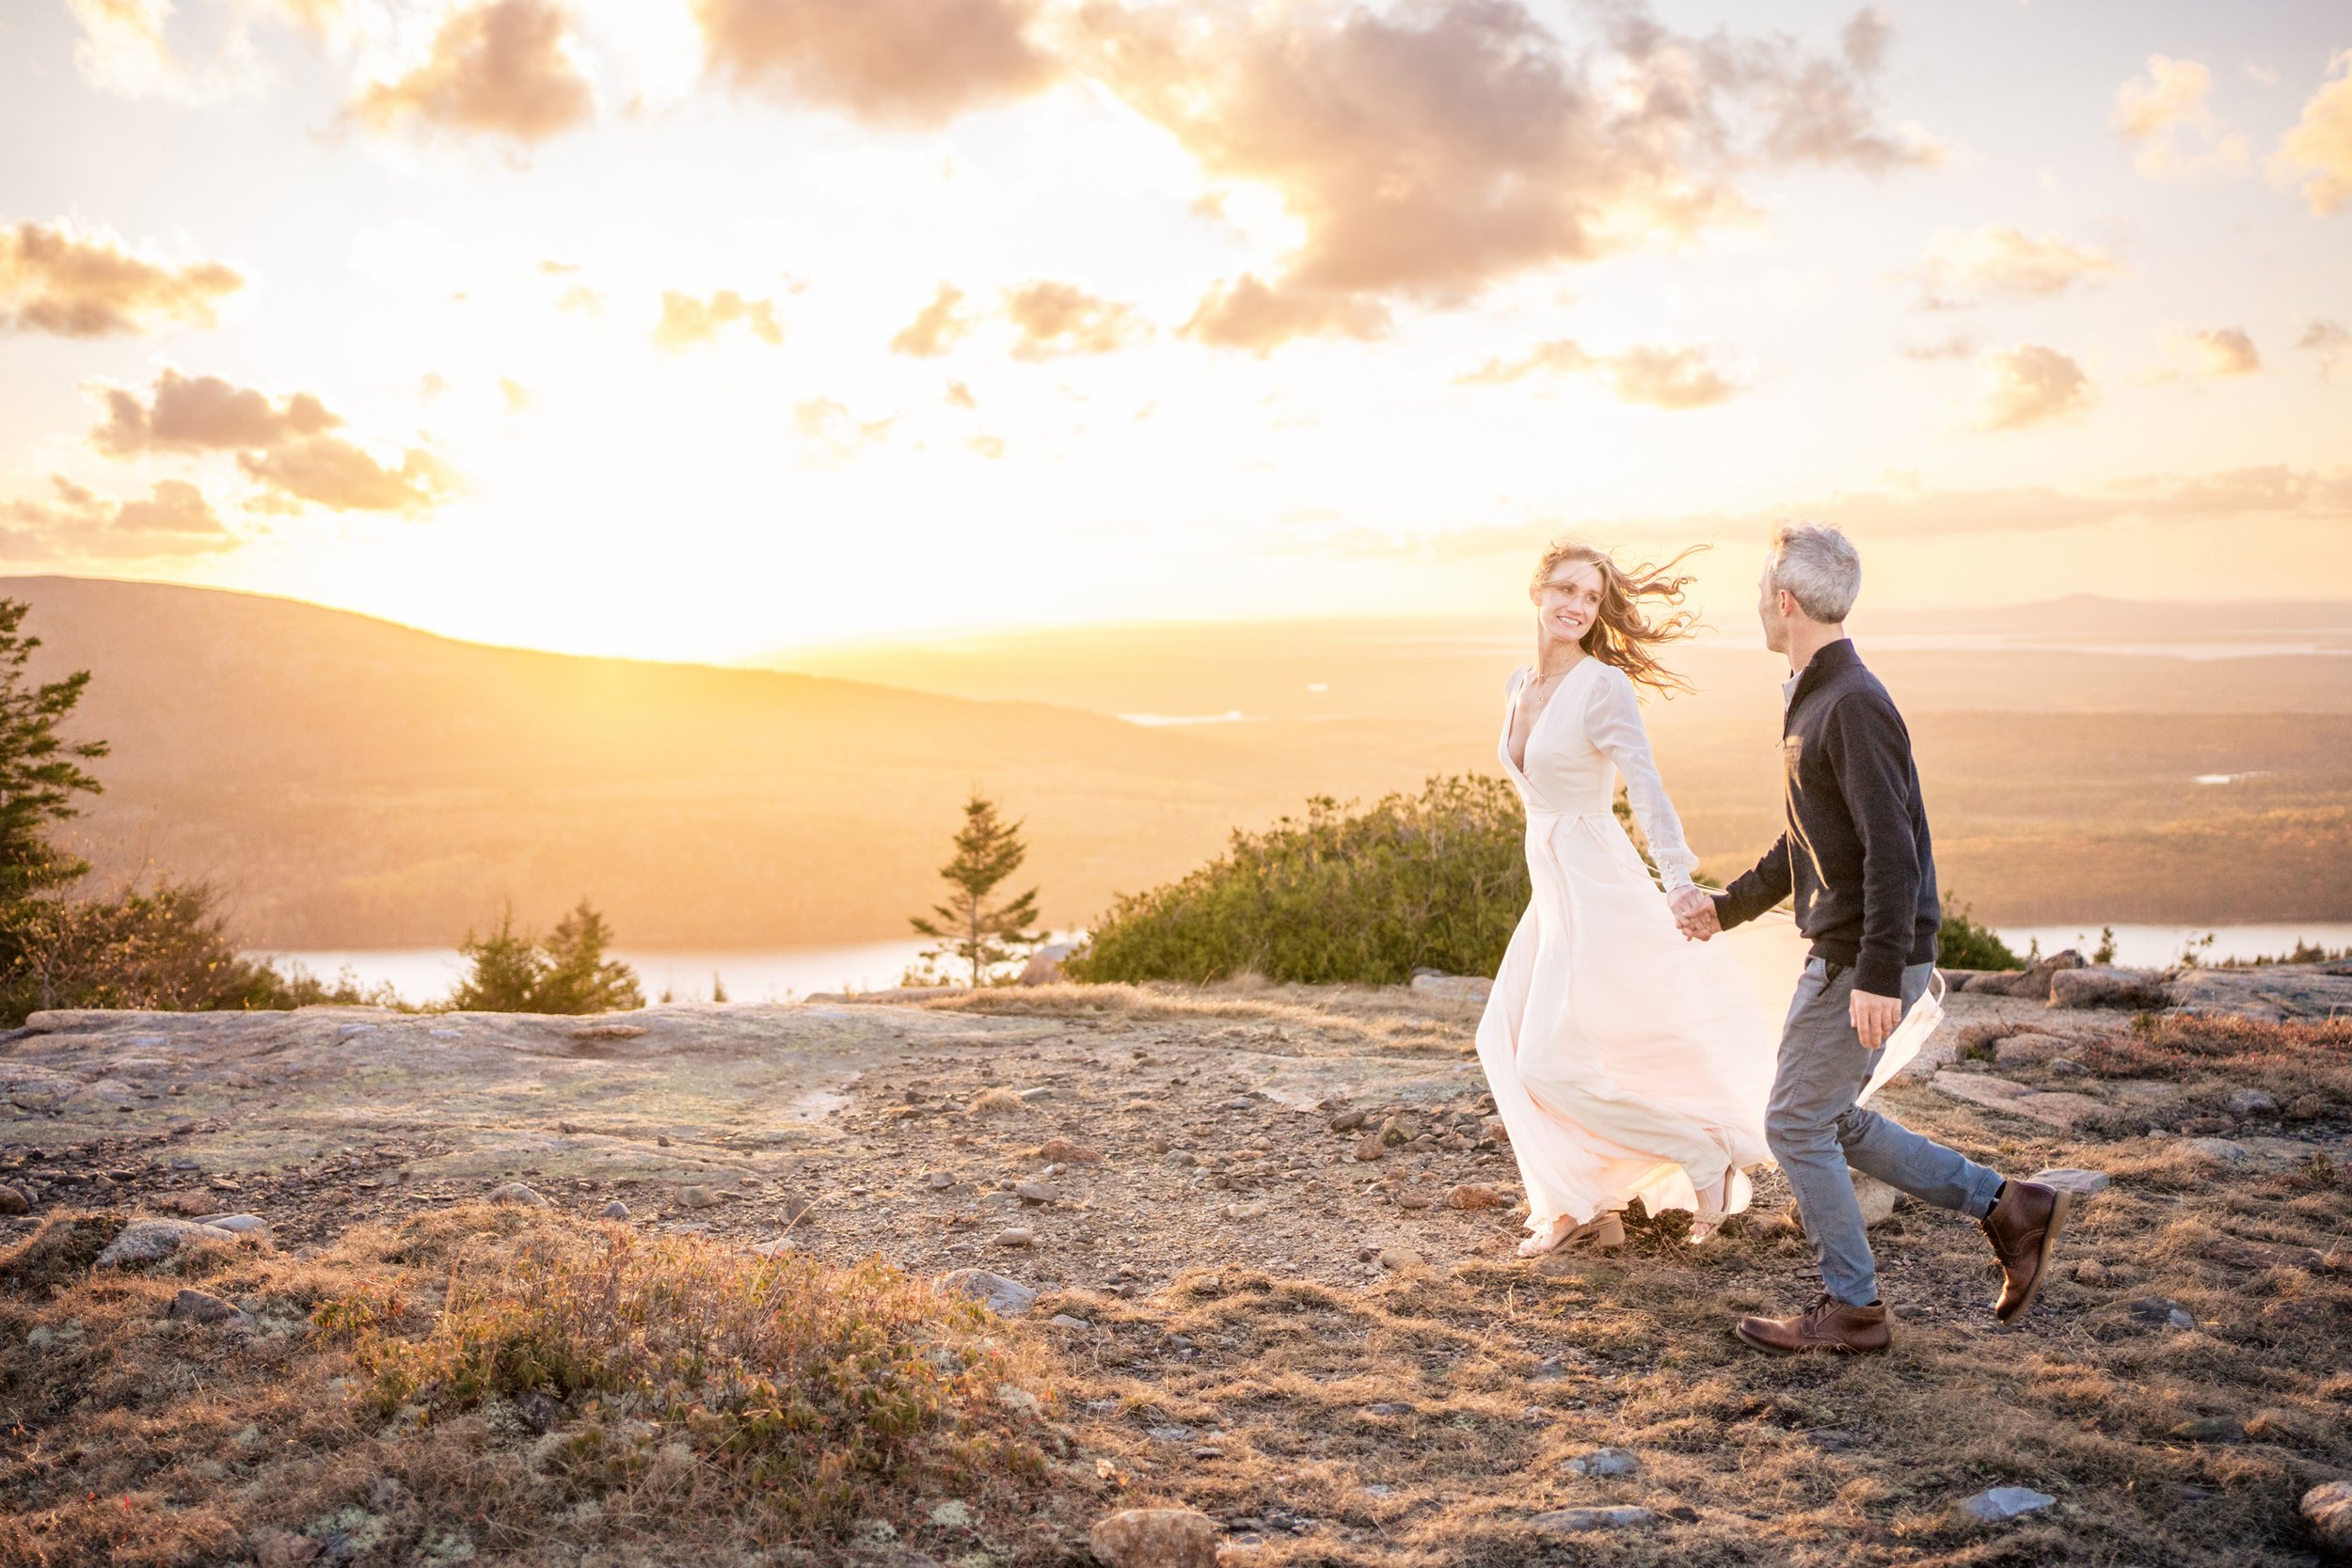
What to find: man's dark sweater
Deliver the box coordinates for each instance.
[1712,639,1939,998]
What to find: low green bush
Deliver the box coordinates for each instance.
[1068,773,1531,985]
[0,878,393,1023]
[1936,890,2022,970]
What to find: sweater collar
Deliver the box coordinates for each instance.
[1787,636,1860,710]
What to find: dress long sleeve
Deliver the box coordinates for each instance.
[1581,664,1700,890]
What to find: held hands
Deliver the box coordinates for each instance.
[1851,989,1902,1050]
[1669,886,1720,942]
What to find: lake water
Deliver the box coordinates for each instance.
[257,939,942,1006]
[1993,923,2352,970]
[256,921,2352,1009]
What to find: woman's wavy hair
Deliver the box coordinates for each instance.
[1528,540,1706,696]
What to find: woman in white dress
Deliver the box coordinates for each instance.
[1476,541,1776,1257]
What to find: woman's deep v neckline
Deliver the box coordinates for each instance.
[1506,659,1589,777]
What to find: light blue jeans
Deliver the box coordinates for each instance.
[1767,957,2006,1307]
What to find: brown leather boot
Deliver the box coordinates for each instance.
[1735,1293,1890,1355]
[1981,1179,2074,1323]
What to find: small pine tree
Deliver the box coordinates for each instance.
[445,899,643,1015]
[535,900,645,1013]
[709,972,727,1004]
[447,908,547,1012]
[910,792,1043,988]
[0,600,107,905]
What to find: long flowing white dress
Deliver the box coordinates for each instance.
[1475,657,1776,1236]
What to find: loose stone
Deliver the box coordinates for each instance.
[1959,1487,2056,1524]
[1089,1507,1221,1568]
[1530,1507,1656,1533]
[2301,1481,2352,1556]
[2126,1296,2199,1330]
[937,1268,1037,1316]
[167,1288,246,1325]
[96,1219,212,1268]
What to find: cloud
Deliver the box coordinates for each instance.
[1908,224,2124,305]
[0,218,245,338]
[67,0,178,99]
[946,379,977,409]
[1180,275,1391,354]
[87,367,340,455]
[1004,281,1145,359]
[237,438,456,514]
[350,0,596,145]
[0,474,232,560]
[692,0,1056,127]
[1072,0,1937,338]
[1301,464,2352,564]
[2187,326,2261,377]
[80,365,454,515]
[1457,339,1742,409]
[889,283,974,356]
[2113,55,2215,139]
[652,289,784,350]
[2298,318,2351,382]
[1899,334,1977,361]
[1977,344,2093,432]
[2270,50,2352,215]
[501,376,532,411]
[65,0,273,102]
[555,282,605,314]
[2112,55,2251,180]
[792,397,891,467]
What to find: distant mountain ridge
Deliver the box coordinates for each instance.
[0,575,1372,948]
[7,575,2350,942]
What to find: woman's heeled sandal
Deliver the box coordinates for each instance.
[1687,1173,1738,1245]
[1518,1212,1626,1258]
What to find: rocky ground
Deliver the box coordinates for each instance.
[4,966,2351,1566]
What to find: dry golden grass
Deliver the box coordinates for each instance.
[0,1205,1097,1568]
[5,1013,2348,1565]
[1032,1156,2352,1567]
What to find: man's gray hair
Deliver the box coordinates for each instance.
[1767,520,1861,623]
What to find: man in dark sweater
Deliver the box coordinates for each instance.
[1674,522,2071,1354]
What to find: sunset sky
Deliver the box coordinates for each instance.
[2,0,2347,660]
